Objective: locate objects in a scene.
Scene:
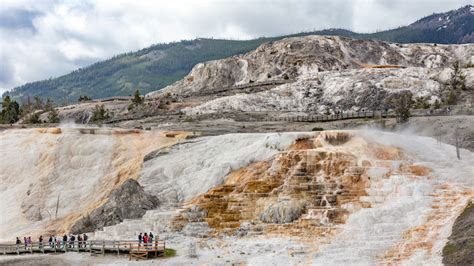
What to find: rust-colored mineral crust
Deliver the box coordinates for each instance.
[174,131,430,242]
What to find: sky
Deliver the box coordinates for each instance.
[0,0,471,94]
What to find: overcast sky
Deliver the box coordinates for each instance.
[0,0,471,94]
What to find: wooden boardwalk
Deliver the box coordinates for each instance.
[0,240,165,260]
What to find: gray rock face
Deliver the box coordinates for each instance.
[181,205,208,222]
[70,179,159,234]
[148,35,472,99]
[443,202,474,266]
[184,67,472,115]
[260,200,306,224]
[181,222,211,238]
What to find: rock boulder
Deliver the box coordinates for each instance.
[70,179,159,234]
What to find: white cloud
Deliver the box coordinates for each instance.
[0,0,470,94]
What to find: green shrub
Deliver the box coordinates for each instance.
[446,90,457,105]
[91,104,110,122]
[164,248,176,257]
[442,243,458,256]
[78,95,92,102]
[25,112,42,124]
[47,108,60,123]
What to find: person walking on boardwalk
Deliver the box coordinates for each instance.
[16,237,21,245]
[78,235,83,248]
[149,232,154,244]
[39,235,43,248]
[62,234,67,248]
[138,233,143,246]
[70,234,76,248]
[143,233,148,248]
[48,236,53,247]
[83,233,88,244]
[27,236,32,249]
[23,237,27,248]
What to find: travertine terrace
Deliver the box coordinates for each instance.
[0,127,189,240]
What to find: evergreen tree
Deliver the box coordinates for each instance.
[444,61,467,105]
[1,96,21,124]
[132,89,144,105]
[392,92,413,123]
[44,98,55,111]
[78,95,92,102]
[33,96,44,110]
[449,61,466,91]
[25,112,42,124]
[48,108,60,123]
[91,104,110,121]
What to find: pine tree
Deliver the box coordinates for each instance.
[392,92,412,123]
[44,98,55,112]
[26,112,42,124]
[91,104,110,121]
[444,61,467,105]
[132,89,144,105]
[48,108,60,123]
[1,95,21,124]
[449,61,466,91]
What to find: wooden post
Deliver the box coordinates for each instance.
[102,241,105,256]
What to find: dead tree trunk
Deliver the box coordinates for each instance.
[454,128,461,160]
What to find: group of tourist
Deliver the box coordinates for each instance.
[15,234,88,249]
[138,232,156,246]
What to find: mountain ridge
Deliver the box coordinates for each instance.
[4,5,473,103]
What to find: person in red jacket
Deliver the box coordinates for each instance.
[143,233,148,248]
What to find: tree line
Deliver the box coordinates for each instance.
[0,95,60,124]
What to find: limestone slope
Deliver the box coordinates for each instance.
[86,130,473,265]
[0,127,187,240]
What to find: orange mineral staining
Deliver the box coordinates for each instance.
[175,136,373,238]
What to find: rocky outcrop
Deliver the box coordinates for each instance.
[141,35,474,116]
[70,179,159,234]
[184,67,473,115]
[260,200,306,224]
[148,35,472,100]
[443,201,474,265]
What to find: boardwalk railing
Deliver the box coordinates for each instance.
[128,241,166,260]
[226,107,472,123]
[0,240,165,258]
[264,111,379,123]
